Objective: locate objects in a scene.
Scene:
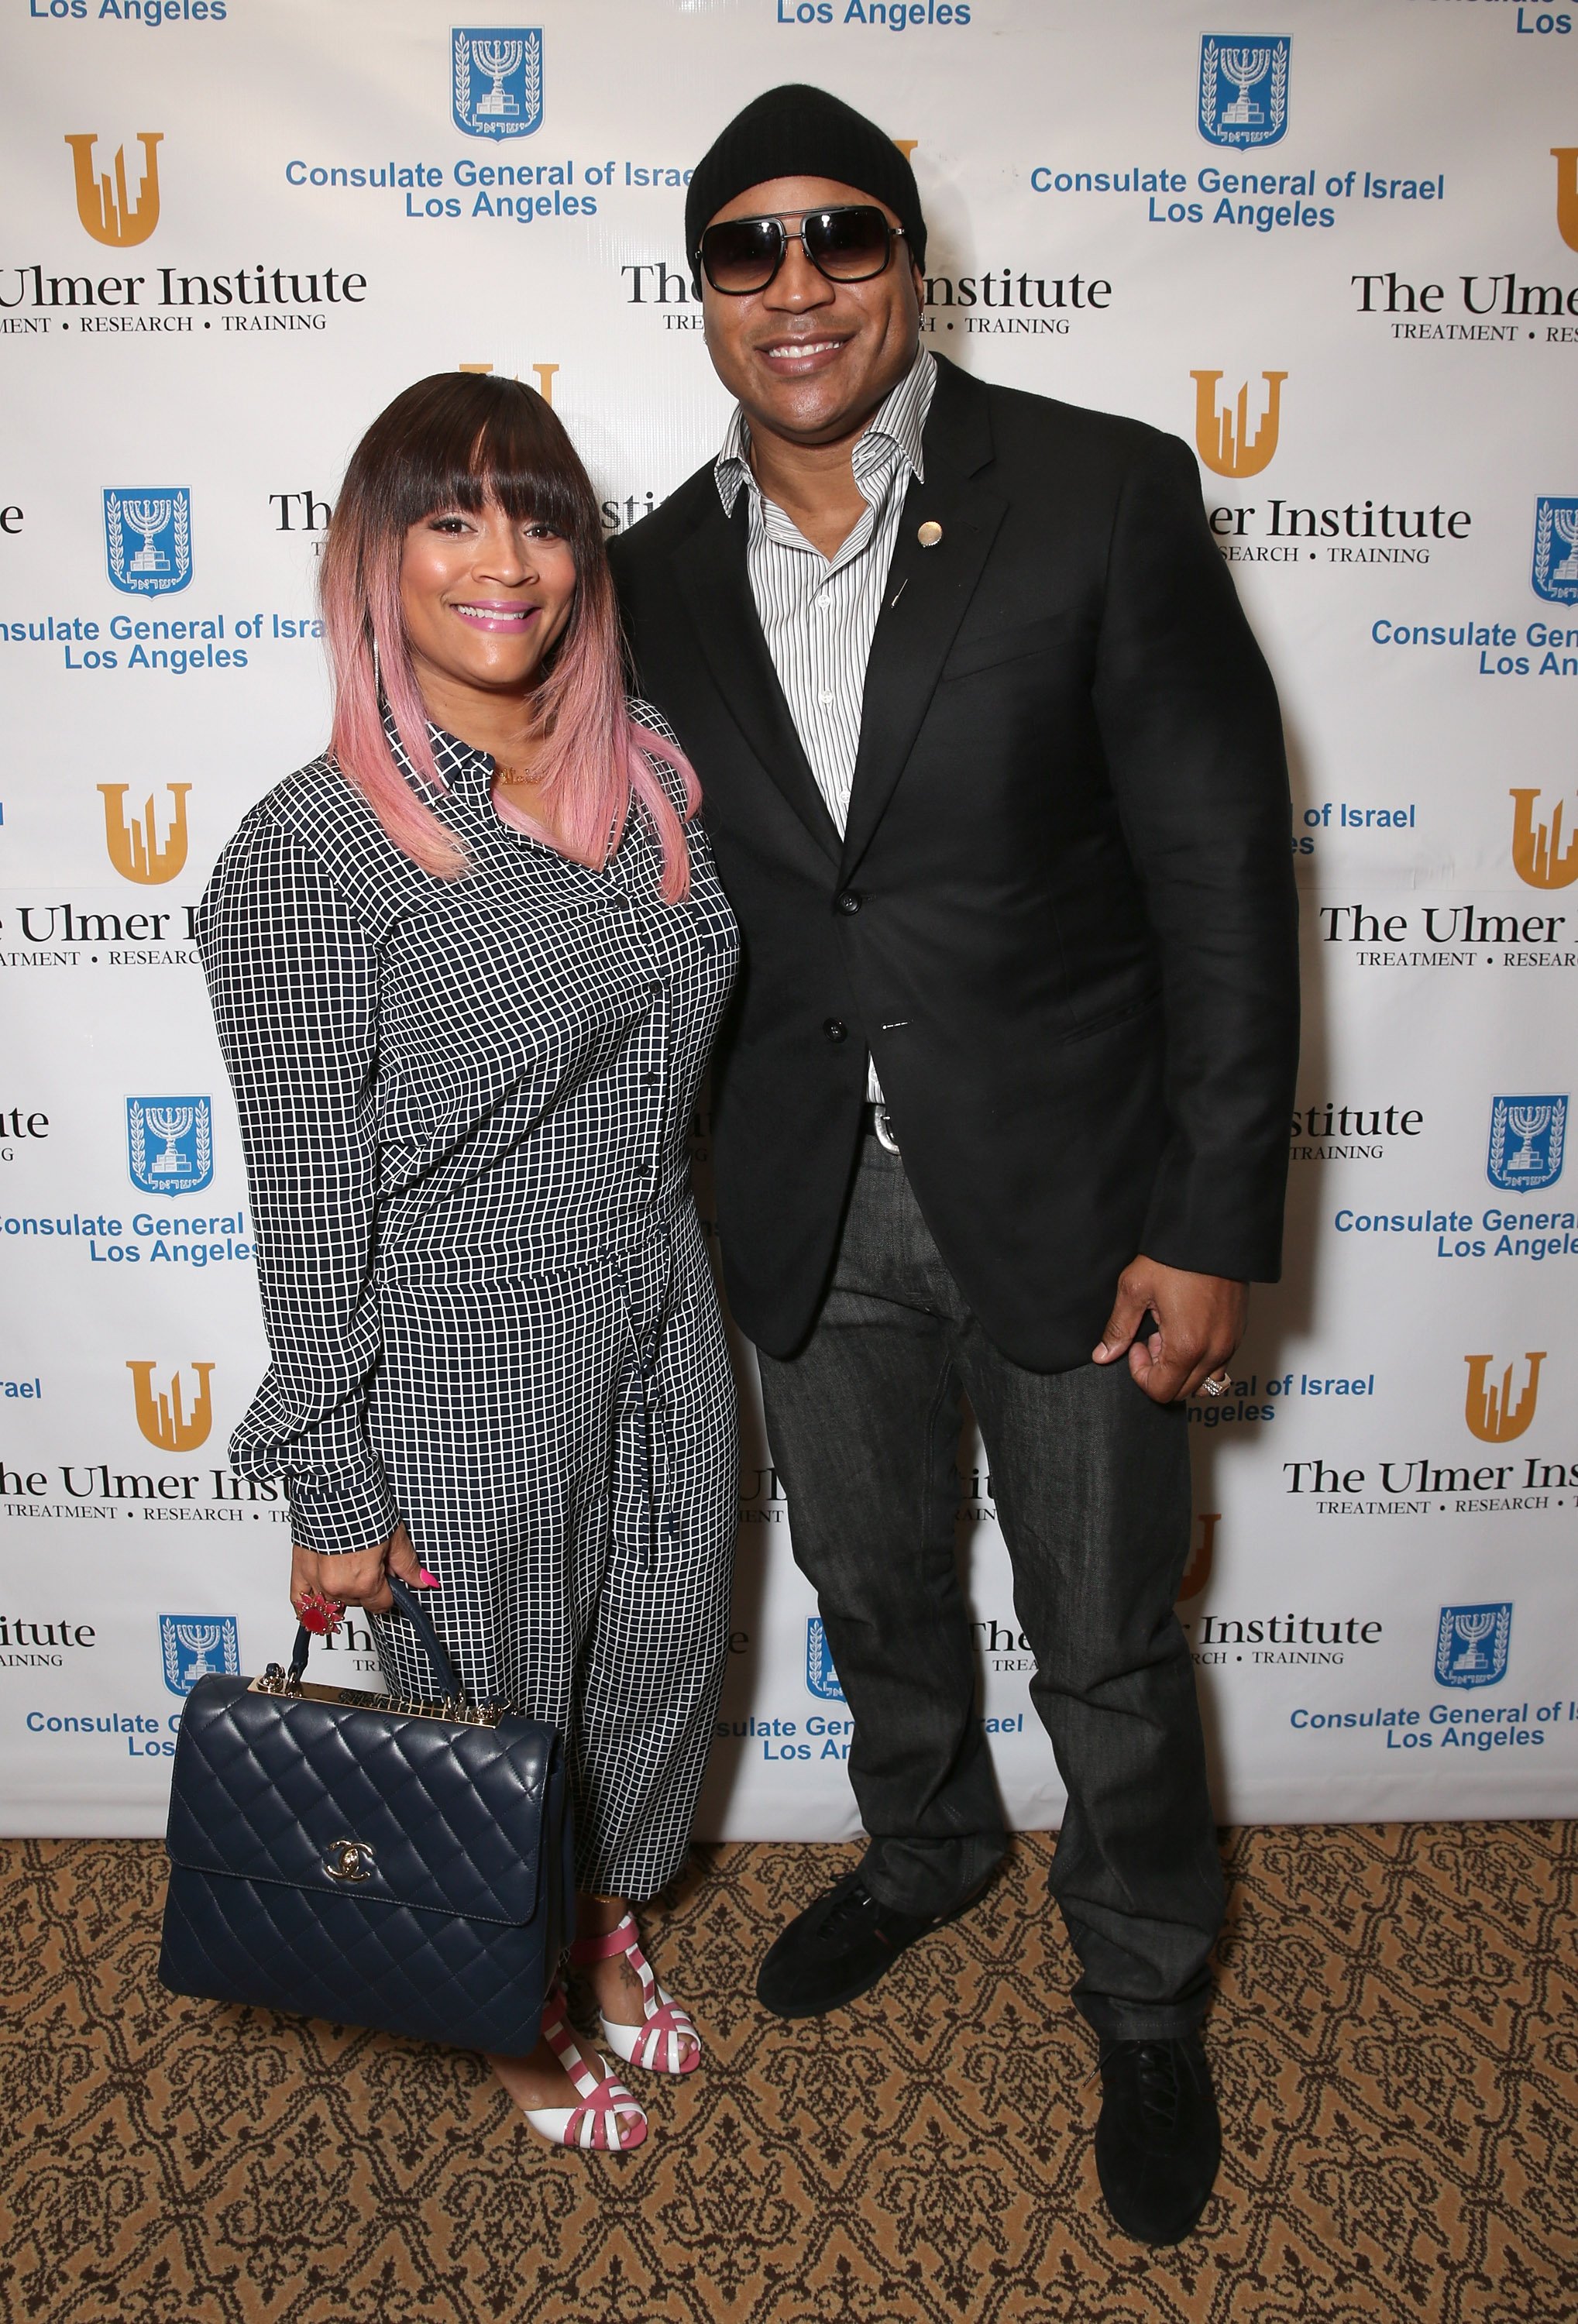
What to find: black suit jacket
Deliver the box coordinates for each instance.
[609,353,1299,1370]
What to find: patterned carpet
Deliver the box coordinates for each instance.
[1,1823,1574,2323]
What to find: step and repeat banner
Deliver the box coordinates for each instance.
[2,0,1574,1838]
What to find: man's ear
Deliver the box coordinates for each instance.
[910,260,927,314]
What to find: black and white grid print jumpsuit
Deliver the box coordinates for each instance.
[198,707,740,1900]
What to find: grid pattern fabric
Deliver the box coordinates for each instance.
[715,347,935,1105]
[196,706,740,1899]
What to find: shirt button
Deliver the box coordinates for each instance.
[834,890,863,916]
[823,1018,848,1043]
[643,1070,658,1085]
[648,982,662,998]
[817,690,835,706]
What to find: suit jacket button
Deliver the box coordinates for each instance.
[834,890,863,915]
[823,1018,848,1043]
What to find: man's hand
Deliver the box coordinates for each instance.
[290,1522,431,1619]
[1092,1256,1248,1404]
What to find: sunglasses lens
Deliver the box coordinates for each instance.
[803,207,892,279]
[701,218,782,293]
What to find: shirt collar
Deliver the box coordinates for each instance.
[714,344,936,520]
[381,707,493,804]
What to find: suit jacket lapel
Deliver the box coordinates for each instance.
[839,359,1006,882]
[672,492,842,862]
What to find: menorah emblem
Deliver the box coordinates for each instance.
[1551,506,1578,584]
[145,1104,192,1174]
[177,1621,223,1679]
[1532,497,1578,606]
[160,1612,241,1696]
[1508,1105,1551,1171]
[1198,33,1289,149]
[473,39,523,115]
[123,499,171,573]
[1487,1094,1566,1192]
[1449,1610,1496,1671]
[1435,1600,1512,1690]
[126,1095,213,1196]
[1218,47,1270,125]
[452,27,543,139]
[103,486,191,597]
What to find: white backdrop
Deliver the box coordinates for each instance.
[2,0,1575,1838]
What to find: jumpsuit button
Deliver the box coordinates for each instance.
[834,890,863,915]
[823,1018,848,1043]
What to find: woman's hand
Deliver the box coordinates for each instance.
[290,1523,431,1621]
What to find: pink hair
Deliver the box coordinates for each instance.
[318,373,699,901]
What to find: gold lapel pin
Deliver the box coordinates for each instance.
[916,520,943,548]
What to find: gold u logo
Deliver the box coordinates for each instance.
[128,1361,215,1452]
[1463,1352,1545,1443]
[98,783,190,884]
[456,361,558,406]
[1509,787,1578,889]
[65,132,163,248]
[1191,370,1287,477]
[1554,148,1578,254]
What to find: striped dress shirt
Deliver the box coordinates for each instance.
[715,347,937,1103]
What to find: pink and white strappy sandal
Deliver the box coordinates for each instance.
[570,1912,703,2077]
[519,1982,648,2151]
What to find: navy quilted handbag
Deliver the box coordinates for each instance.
[159,1576,573,2054]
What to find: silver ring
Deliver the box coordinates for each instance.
[1202,1372,1231,1397]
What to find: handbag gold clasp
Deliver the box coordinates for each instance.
[324,1837,376,1883]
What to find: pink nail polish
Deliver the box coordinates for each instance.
[415,1567,439,1587]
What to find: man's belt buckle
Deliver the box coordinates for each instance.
[872,1103,901,1157]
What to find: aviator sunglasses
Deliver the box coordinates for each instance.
[696,204,906,295]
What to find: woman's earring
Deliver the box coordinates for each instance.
[370,631,383,698]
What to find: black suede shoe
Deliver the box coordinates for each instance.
[756,1869,981,2019]
[1094,2033,1222,2245]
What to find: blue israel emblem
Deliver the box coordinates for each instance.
[1531,497,1578,605]
[1434,1602,1511,1691]
[452,26,542,138]
[126,1095,214,1197]
[160,1614,241,1697]
[1487,1094,1566,1191]
[806,1618,845,1702]
[104,488,192,597]
[1198,35,1290,149]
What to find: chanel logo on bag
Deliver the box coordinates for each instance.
[323,1838,376,1883]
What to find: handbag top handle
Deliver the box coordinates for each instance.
[287,1573,473,1703]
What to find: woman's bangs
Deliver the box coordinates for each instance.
[472,417,587,539]
[392,392,586,541]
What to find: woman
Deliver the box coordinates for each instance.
[198,373,739,2154]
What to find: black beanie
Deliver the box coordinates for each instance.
[685,84,927,274]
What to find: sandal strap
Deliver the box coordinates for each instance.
[625,1997,694,2044]
[569,1911,639,1965]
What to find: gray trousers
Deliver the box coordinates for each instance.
[756,1132,1223,2040]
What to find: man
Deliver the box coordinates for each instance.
[608,83,1298,2245]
